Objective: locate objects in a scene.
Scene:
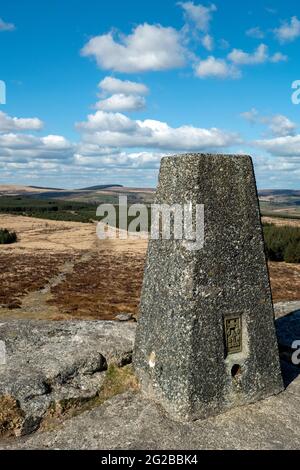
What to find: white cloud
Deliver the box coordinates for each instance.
[76,110,240,151]
[74,151,164,169]
[255,135,300,156]
[219,39,230,49]
[240,108,259,124]
[95,93,146,112]
[0,133,40,150]
[98,77,148,95]
[246,27,265,39]
[265,115,297,137]
[75,143,121,157]
[194,45,286,80]
[265,7,277,15]
[194,56,240,79]
[41,135,73,150]
[252,152,300,189]
[179,2,217,32]
[201,34,214,51]
[228,44,287,65]
[270,52,288,63]
[241,110,297,137]
[274,16,300,43]
[81,23,186,73]
[0,133,73,160]
[0,111,43,132]
[0,18,15,32]
[96,77,148,112]
[77,110,138,133]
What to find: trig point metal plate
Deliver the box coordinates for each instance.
[224,314,242,355]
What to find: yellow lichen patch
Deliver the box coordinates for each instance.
[0,395,24,437]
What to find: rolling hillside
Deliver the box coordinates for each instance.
[0,185,300,219]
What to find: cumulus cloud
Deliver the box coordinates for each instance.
[41,135,73,150]
[95,93,146,112]
[76,110,240,151]
[228,44,287,65]
[228,45,265,65]
[201,34,214,51]
[0,133,73,160]
[219,39,230,49]
[265,115,297,137]
[96,77,148,112]
[75,143,121,157]
[77,110,138,133]
[98,77,148,95]
[241,110,297,137]
[0,111,72,165]
[265,7,277,15]
[96,93,145,112]
[252,152,300,189]
[246,27,265,39]
[194,56,240,79]
[194,44,286,80]
[179,2,216,32]
[74,151,164,169]
[274,16,300,43]
[0,111,43,132]
[255,135,300,156]
[270,52,288,63]
[0,17,15,32]
[179,2,217,55]
[81,23,186,73]
[0,133,40,151]
[240,108,259,124]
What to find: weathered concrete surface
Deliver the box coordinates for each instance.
[134,154,283,422]
[0,320,135,436]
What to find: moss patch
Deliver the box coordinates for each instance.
[40,364,139,432]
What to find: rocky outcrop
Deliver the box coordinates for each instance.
[0,301,299,449]
[0,320,135,436]
[2,366,300,450]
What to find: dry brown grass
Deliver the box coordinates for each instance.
[48,250,145,320]
[262,216,300,227]
[0,214,98,251]
[268,262,300,302]
[0,252,74,309]
[0,215,147,320]
[0,214,299,321]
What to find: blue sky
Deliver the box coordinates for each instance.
[0,0,300,188]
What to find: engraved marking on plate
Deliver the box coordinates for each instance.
[224,315,242,354]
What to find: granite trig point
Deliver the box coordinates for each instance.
[134,153,284,421]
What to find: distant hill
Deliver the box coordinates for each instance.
[0,184,155,205]
[258,189,300,219]
[258,190,300,197]
[29,185,64,191]
[0,185,299,219]
[0,185,63,195]
[80,184,123,191]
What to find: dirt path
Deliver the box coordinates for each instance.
[0,251,96,320]
[0,214,299,321]
[0,215,147,321]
